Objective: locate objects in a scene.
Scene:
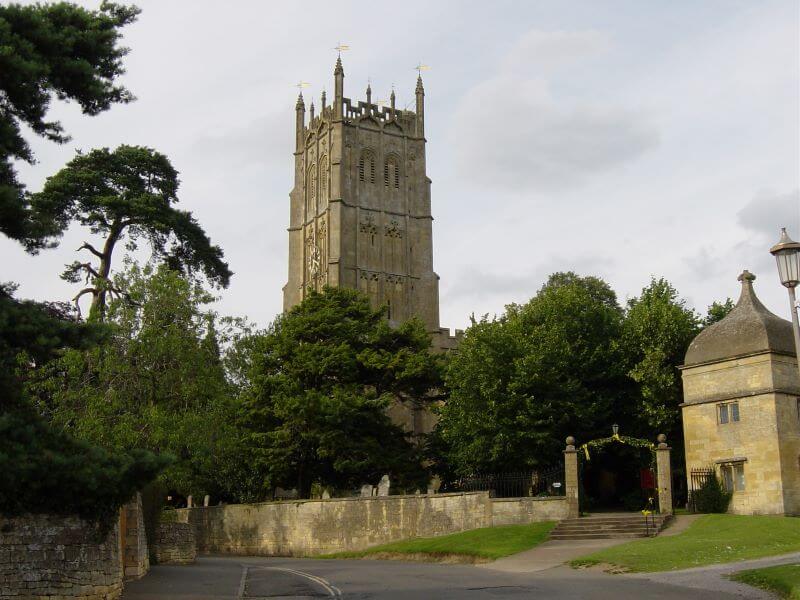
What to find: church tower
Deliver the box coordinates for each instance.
[283,58,458,350]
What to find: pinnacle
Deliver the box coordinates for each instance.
[334,55,344,75]
[738,270,756,283]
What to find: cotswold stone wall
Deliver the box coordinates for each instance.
[176,491,567,557]
[154,523,196,565]
[0,514,122,600]
[121,494,148,580]
[490,497,570,526]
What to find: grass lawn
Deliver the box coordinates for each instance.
[318,522,556,562]
[732,564,800,599]
[570,514,800,572]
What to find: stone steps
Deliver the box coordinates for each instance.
[549,514,669,540]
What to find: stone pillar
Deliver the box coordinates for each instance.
[656,434,673,515]
[122,492,149,580]
[564,436,580,519]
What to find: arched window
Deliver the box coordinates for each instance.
[307,165,317,217]
[319,156,329,211]
[359,150,375,184]
[384,155,400,189]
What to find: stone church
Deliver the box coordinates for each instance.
[282,57,460,353]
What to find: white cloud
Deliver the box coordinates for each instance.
[448,30,659,191]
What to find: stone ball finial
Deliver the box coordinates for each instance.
[657,433,667,444]
[566,436,576,448]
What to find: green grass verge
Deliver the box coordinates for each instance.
[318,522,557,561]
[570,514,800,573]
[731,564,800,599]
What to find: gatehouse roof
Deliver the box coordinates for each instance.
[684,270,795,366]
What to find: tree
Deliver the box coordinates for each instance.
[0,1,139,247]
[622,278,701,438]
[704,298,734,326]
[29,263,246,501]
[435,272,631,476]
[240,287,440,498]
[31,145,232,319]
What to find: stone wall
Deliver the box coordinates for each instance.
[0,514,122,600]
[490,497,570,526]
[176,491,568,557]
[154,523,196,565]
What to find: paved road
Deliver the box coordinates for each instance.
[122,556,748,599]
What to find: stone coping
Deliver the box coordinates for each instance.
[181,491,489,509]
[680,387,800,406]
[678,349,797,370]
[490,496,566,503]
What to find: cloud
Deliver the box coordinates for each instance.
[737,189,800,240]
[449,30,659,192]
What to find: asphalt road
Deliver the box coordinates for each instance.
[121,556,749,599]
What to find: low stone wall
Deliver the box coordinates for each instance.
[490,496,570,526]
[154,523,196,565]
[0,514,122,600]
[176,491,568,557]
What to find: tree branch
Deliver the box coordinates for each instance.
[71,287,96,317]
[77,241,104,259]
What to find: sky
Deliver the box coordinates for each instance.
[3,0,799,331]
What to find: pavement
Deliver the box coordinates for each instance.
[121,555,753,599]
[481,538,631,573]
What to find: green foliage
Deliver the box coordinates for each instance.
[29,262,248,500]
[0,406,168,527]
[435,272,630,475]
[622,278,701,438]
[570,514,800,572]
[693,475,732,513]
[704,298,735,325]
[0,1,139,247]
[30,145,231,318]
[240,287,441,498]
[0,282,105,406]
[320,522,557,561]
[732,564,800,599]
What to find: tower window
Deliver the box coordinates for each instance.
[385,156,400,189]
[359,150,375,184]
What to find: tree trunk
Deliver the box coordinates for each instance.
[88,222,123,321]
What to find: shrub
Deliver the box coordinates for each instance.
[693,475,732,513]
[0,408,170,529]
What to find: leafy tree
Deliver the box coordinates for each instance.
[704,298,734,326]
[240,287,440,498]
[29,263,247,500]
[622,278,701,438]
[30,145,232,319]
[435,272,631,476]
[0,1,139,247]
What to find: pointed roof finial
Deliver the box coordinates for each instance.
[321,89,327,108]
[416,74,424,94]
[390,86,396,111]
[335,55,344,75]
[738,270,756,284]
[366,79,372,104]
[296,92,305,110]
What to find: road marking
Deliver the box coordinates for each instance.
[259,566,342,598]
[237,565,249,599]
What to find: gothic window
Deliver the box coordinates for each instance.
[319,156,329,211]
[384,155,400,189]
[306,165,317,217]
[359,150,375,184]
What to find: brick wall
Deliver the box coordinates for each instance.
[0,514,123,599]
[176,491,567,557]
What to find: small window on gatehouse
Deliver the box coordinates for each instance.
[721,463,745,492]
[718,401,740,425]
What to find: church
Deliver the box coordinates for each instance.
[282,57,460,353]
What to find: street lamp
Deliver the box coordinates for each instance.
[770,227,800,380]
[612,423,619,436]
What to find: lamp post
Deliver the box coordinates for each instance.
[612,423,619,437]
[770,227,800,380]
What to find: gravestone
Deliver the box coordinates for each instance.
[360,484,374,498]
[377,475,391,497]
